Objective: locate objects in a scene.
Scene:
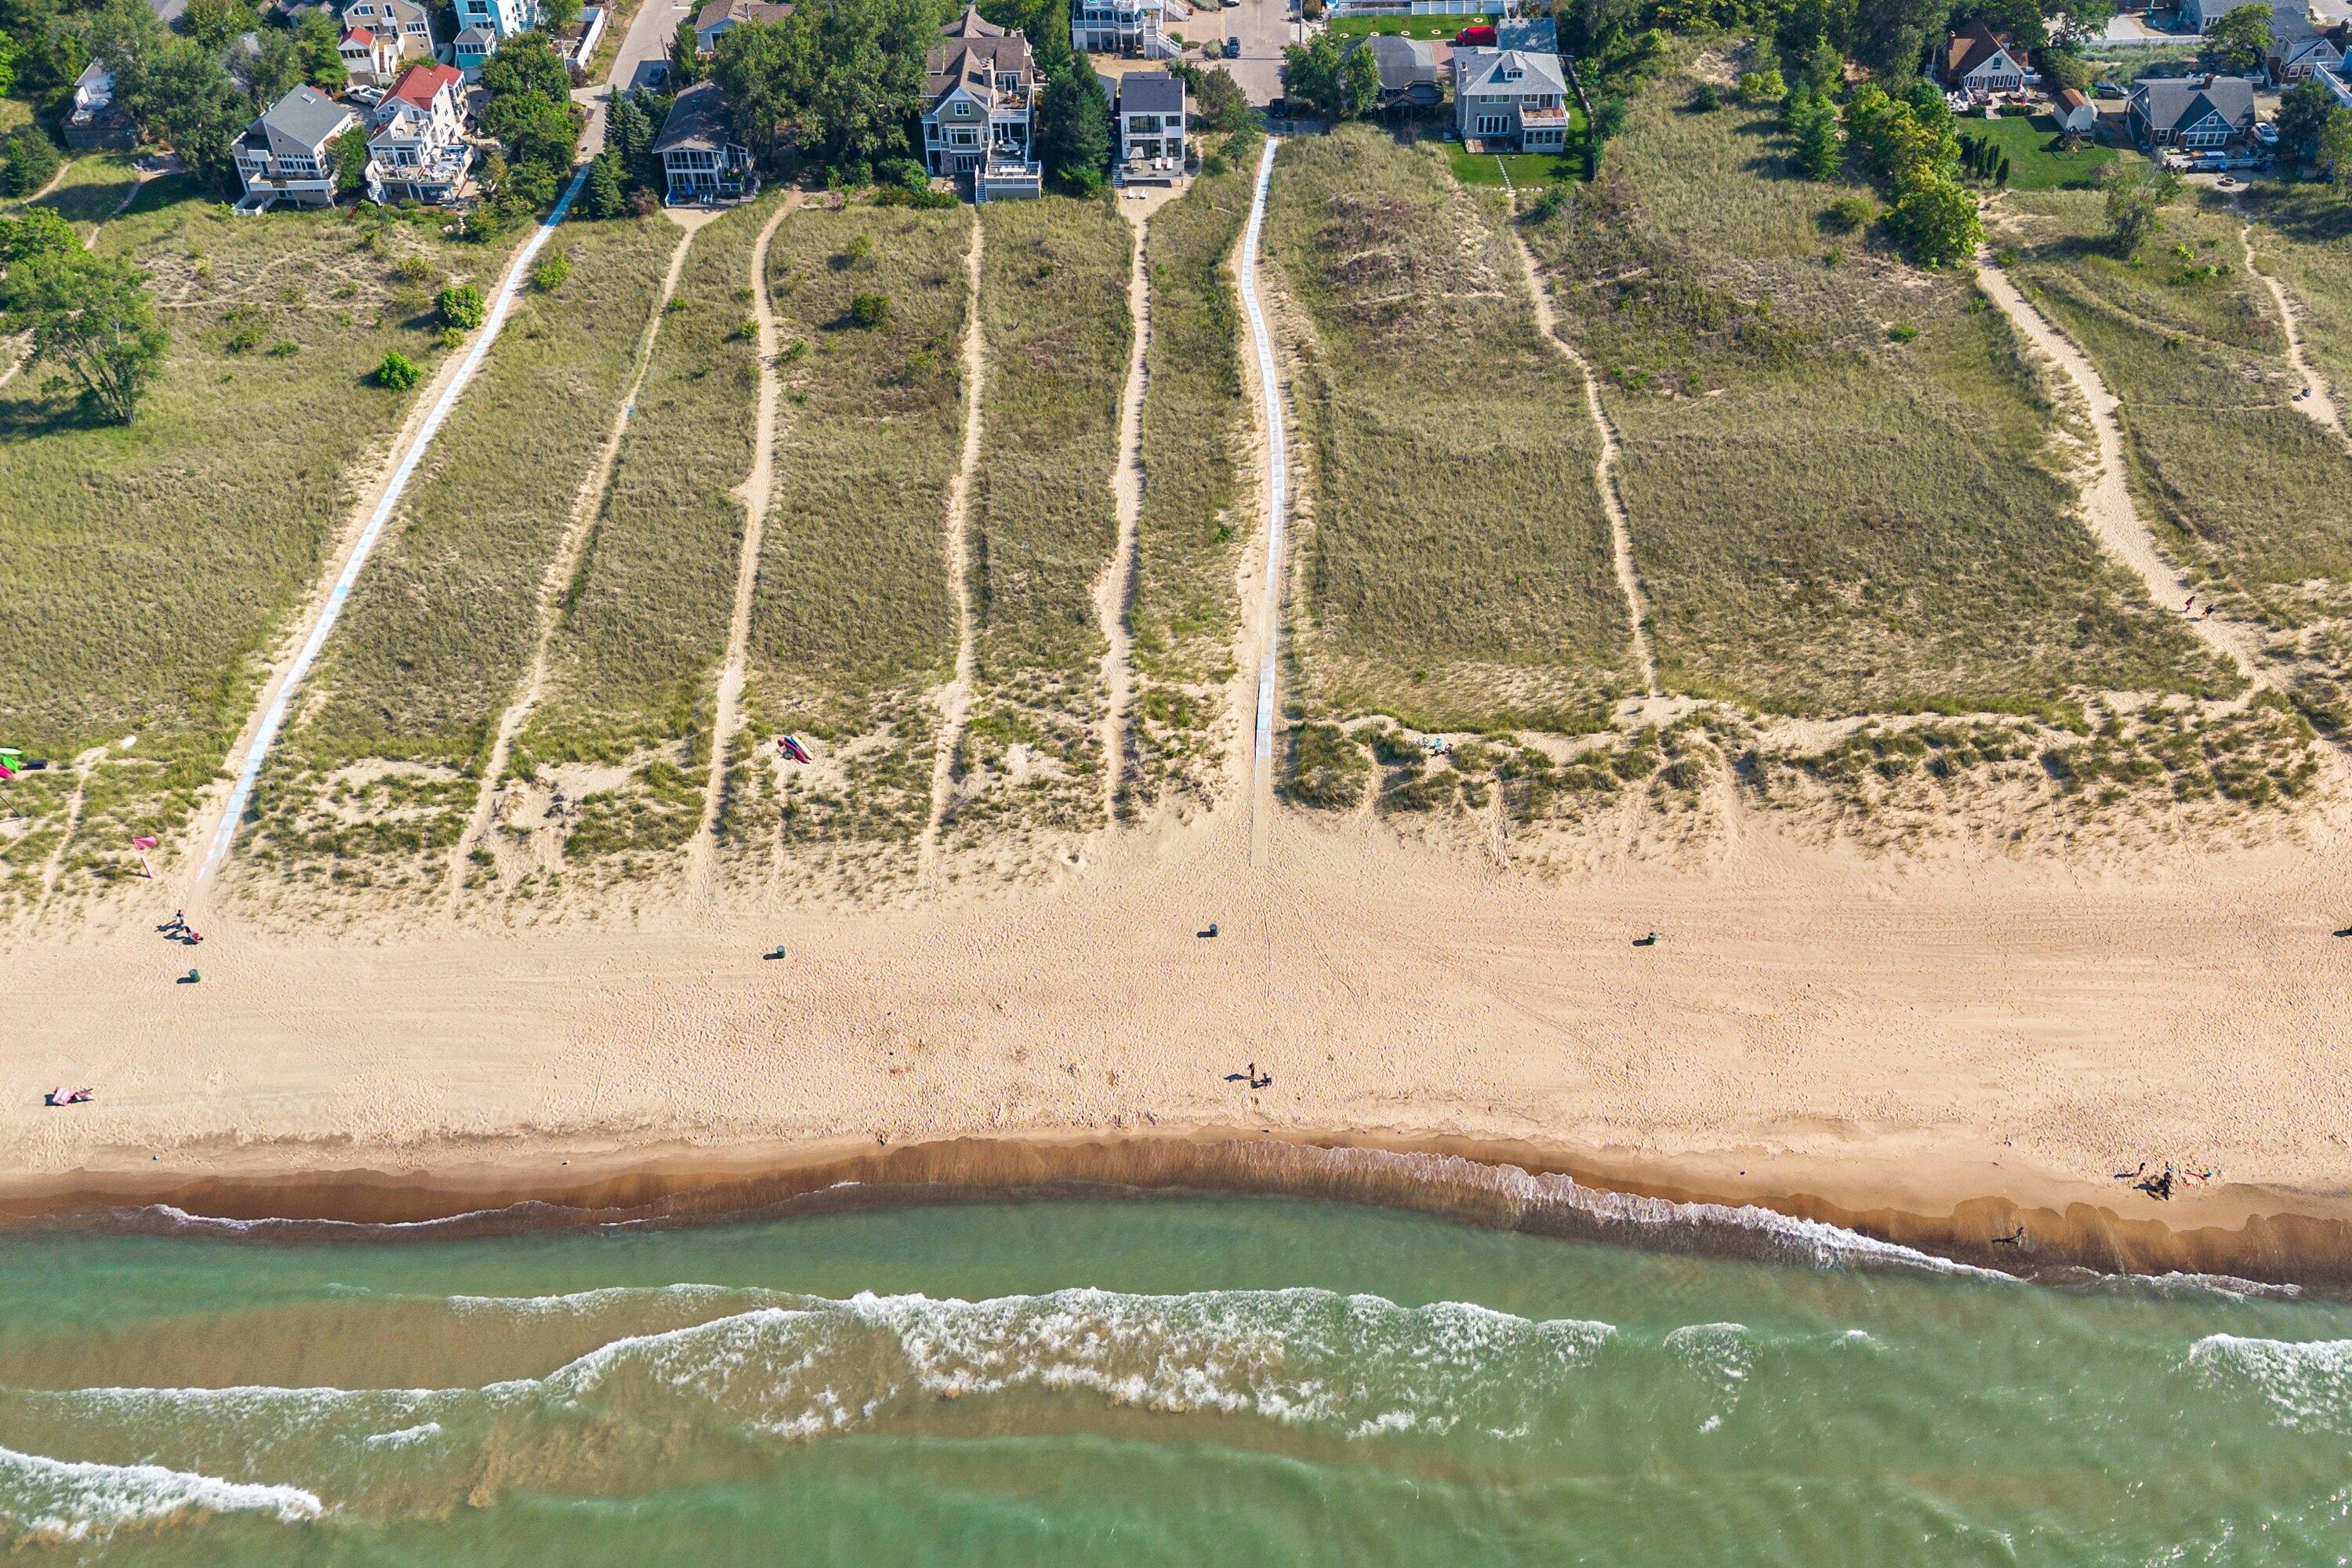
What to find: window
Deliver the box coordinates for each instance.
[1475,114,1508,136]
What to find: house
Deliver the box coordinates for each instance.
[2127,73,2257,148]
[453,24,498,72]
[1345,34,1446,111]
[339,26,404,85]
[921,5,1040,201]
[654,78,759,204]
[692,0,792,54]
[2315,60,2352,107]
[452,0,539,66]
[61,60,137,151]
[340,0,435,60]
[1072,0,1179,60]
[1109,67,1186,182]
[1933,20,2027,96]
[1451,46,1570,151]
[232,84,360,211]
[365,61,473,204]
[2270,29,2346,84]
[2180,0,2267,28]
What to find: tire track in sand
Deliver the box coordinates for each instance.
[691,195,800,890]
[919,212,988,885]
[443,211,717,908]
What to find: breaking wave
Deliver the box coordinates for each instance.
[2187,1334,2352,1431]
[0,1443,321,1544]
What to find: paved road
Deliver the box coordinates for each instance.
[1172,0,1295,105]
[574,0,695,153]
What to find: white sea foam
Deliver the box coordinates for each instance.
[0,1443,321,1541]
[361,1423,441,1449]
[2187,1334,2352,1430]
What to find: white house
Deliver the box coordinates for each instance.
[452,0,539,66]
[692,0,793,53]
[921,5,1041,201]
[63,60,136,149]
[340,0,435,61]
[1108,68,1186,183]
[655,78,760,204]
[1933,20,2027,96]
[2180,0,2267,29]
[1450,46,1569,151]
[1073,0,1181,59]
[232,85,360,212]
[366,61,474,205]
[339,26,404,85]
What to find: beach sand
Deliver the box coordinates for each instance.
[7,785,2352,1276]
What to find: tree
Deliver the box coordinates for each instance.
[1036,59,1109,191]
[480,31,575,104]
[1788,91,1841,180]
[669,16,705,83]
[1847,0,1944,79]
[2278,78,2333,162]
[1590,93,1626,143]
[118,41,250,191]
[292,9,347,85]
[1281,34,1348,119]
[605,91,653,165]
[180,0,258,53]
[542,0,583,32]
[374,350,420,389]
[0,249,169,423]
[327,123,368,198]
[1948,0,2045,48]
[582,150,626,216]
[0,206,78,267]
[788,0,943,174]
[1737,67,1784,102]
[437,282,485,328]
[482,89,579,178]
[243,30,307,109]
[710,17,793,163]
[2320,106,2352,191]
[848,289,891,327]
[1338,38,1378,119]
[2103,162,2179,255]
[2202,4,2269,74]
[1558,0,1639,64]
[2038,47,2092,93]
[0,125,61,196]
[2044,0,2114,46]
[1885,170,1980,264]
[0,31,19,100]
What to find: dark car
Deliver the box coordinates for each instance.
[2093,78,2124,97]
[1225,34,1240,55]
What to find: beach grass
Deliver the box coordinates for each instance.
[1517,56,2227,720]
[242,214,682,886]
[1127,165,1254,816]
[727,201,972,879]
[1265,125,1631,741]
[514,196,781,869]
[0,193,511,907]
[940,194,1133,850]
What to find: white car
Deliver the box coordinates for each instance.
[2256,122,2279,147]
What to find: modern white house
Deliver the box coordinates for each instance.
[233,85,360,212]
[922,5,1041,201]
[655,79,760,204]
[692,0,793,53]
[339,26,404,85]
[340,0,436,62]
[365,62,474,205]
[1450,46,1569,151]
[1108,68,1187,183]
[1072,0,1181,59]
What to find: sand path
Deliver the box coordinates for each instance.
[1094,198,1163,828]
[31,747,107,910]
[1236,138,1287,862]
[445,212,718,906]
[181,166,593,895]
[1974,260,2270,688]
[1508,217,1661,702]
[920,213,989,884]
[2237,219,2350,448]
[691,196,800,888]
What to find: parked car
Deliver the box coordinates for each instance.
[1225,34,1240,55]
[2093,78,2125,97]
[2256,121,2279,147]
[1454,22,1494,44]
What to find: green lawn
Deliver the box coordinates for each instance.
[1322,13,1485,39]
[1957,111,2126,191]
[28,151,147,230]
[1445,145,1584,194]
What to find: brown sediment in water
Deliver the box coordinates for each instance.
[5,1130,2352,1289]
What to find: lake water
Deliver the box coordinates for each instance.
[1,1192,2348,1564]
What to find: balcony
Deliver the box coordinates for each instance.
[1519,106,1570,128]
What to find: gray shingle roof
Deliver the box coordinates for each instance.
[654,78,738,154]
[2131,74,2256,133]
[1117,70,1185,114]
[256,85,353,148]
[1454,47,1566,98]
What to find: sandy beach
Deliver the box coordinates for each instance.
[9,785,2352,1278]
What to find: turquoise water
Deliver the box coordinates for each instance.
[2,1193,2350,1563]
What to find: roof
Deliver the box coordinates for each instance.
[942,4,1004,38]
[387,61,460,107]
[256,84,354,147]
[2055,85,2090,111]
[1938,19,2017,80]
[654,78,739,153]
[1493,16,1555,52]
[454,24,493,42]
[1454,46,1566,97]
[1347,34,1443,93]
[343,25,375,43]
[925,13,1032,107]
[2130,73,2256,131]
[1116,70,1185,114]
[695,0,790,31]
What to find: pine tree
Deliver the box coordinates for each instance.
[583,153,626,218]
[1037,63,1109,193]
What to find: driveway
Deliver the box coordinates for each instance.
[575,0,695,153]
[1174,0,1296,104]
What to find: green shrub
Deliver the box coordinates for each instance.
[531,256,572,292]
[847,291,892,328]
[436,283,486,330]
[374,350,422,390]
[1819,194,1876,233]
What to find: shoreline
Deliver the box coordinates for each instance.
[9,1127,2352,1289]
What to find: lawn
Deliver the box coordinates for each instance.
[244,213,684,891]
[1266,125,1631,746]
[29,151,148,230]
[2007,184,2352,735]
[726,201,974,883]
[1127,158,1256,816]
[0,192,514,909]
[515,194,781,871]
[1322,14,1481,39]
[1958,111,2124,191]
[1444,144,1584,194]
[940,194,1134,851]
[1517,55,2227,720]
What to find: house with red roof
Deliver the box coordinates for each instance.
[340,0,436,82]
[367,63,475,206]
[1933,20,2028,98]
[339,26,401,86]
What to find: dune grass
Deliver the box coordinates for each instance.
[940,194,1133,849]
[242,215,683,886]
[2238,182,2352,427]
[1516,60,2226,719]
[29,151,147,231]
[0,194,510,908]
[2006,185,2352,731]
[1126,163,1255,815]
[1266,125,1631,741]
[515,195,779,869]
[724,202,971,877]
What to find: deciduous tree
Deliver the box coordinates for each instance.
[2202,4,2269,74]
[2103,162,2179,255]
[0,248,169,423]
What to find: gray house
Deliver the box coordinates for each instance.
[1451,47,1570,151]
[921,5,1040,201]
[1345,34,1446,111]
[2127,74,2257,150]
[655,79,760,205]
[232,85,361,212]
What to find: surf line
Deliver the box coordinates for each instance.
[198,164,591,880]
[1238,136,1284,852]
